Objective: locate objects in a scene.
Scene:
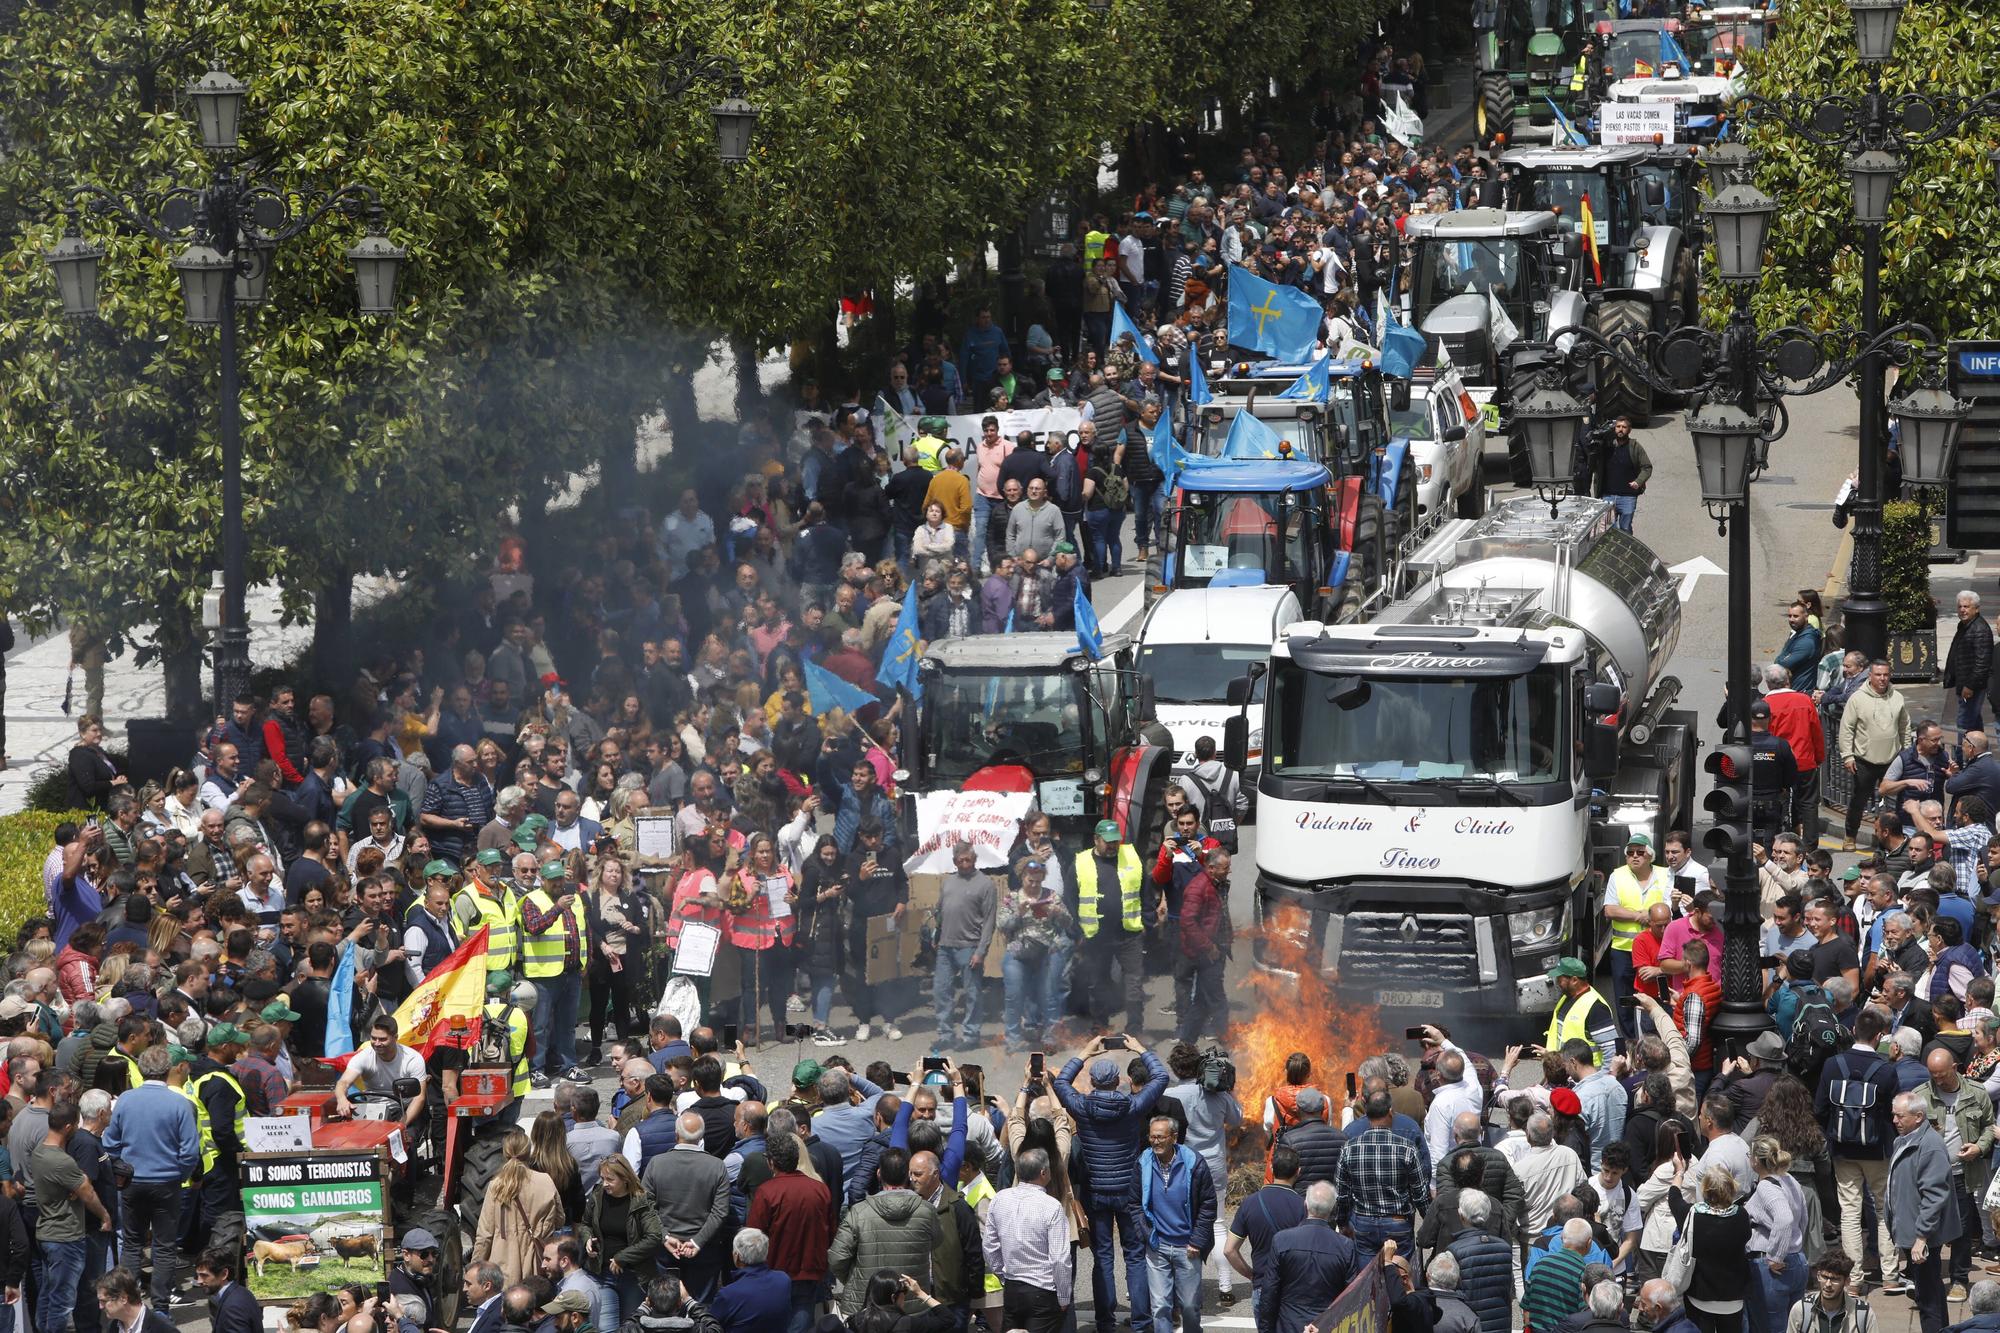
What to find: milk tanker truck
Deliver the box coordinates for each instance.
[1221,495,1697,1036]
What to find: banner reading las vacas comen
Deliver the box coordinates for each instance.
[240,1152,389,1303]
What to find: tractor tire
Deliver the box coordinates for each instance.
[1590,298,1655,425]
[1479,73,1516,147]
[1381,452,1418,579]
[1142,552,1164,607]
[1351,492,1387,611]
[454,1129,507,1233]
[1673,246,1699,329]
[418,1207,465,1331]
[1335,579,1366,624]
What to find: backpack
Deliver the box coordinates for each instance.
[1182,771,1239,853]
[1098,469,1130,512]
[474,1004,517,1068]
[1785,987,1842,1084]
[1823,1053,1883,1149]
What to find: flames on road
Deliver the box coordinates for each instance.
[1231,904,1392,1148]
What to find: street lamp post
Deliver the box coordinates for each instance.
[1731,0,2000,659]
[43,62,406,715]
[1506,173,1966,1040]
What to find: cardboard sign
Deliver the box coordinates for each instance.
[244,1115,312,1152]
[863,912,924,985]
[240,1153,389,1303]
[1599,102,1676,144]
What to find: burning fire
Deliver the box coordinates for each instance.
[1226,904,1394,1194]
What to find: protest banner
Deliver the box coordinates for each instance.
[240,1152,390,1302]
[1313,1256,1390,1333]
[901,789,1037,874]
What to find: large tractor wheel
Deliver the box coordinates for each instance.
[1351,492,1388,609]
[1335,579,1366,624]
[1478,73,1516,147]
[454,1130,507,1233]
[1590,299,1655,425]
[1673,247,1699,329]
[1380,450,1418,578]
[416,1207,464,1330]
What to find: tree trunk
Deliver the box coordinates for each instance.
[311,568,355,691]
[155,598,205,721]
[731,334,765,420]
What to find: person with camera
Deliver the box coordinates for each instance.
[1151,804,1221,982]
[1166,1040,1244,1307]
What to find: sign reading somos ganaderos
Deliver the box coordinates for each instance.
[240,1152,390,1302]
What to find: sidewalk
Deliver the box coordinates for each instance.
[0,586,322,816]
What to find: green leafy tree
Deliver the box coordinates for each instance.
[1744,0,2000,337]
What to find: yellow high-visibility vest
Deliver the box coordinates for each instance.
[1545,986,1611,1052]
[519,887,586,979]
[1606,866,1669,952]
[1075,846,1144,939]
[183,1067,247,1176]
[455,884,519,972]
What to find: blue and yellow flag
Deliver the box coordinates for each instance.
[876,581,924,702]
[1111,303,1158,365]
[1660,29,1693,75]
[806,659,876,716]
[1276,354,1333,403]
[1226,264,1322,363]
[1074,583,1104,661]
[1221,410,1285,460]
[1545,97,1589,148]
[1380,321,1428,381]
[1189,353,1212,406]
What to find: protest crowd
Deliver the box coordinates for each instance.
[24,29,2000,1333]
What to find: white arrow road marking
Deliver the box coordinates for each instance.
[1667,556,1724,604]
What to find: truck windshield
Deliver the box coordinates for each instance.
[1389,396,1434,441]
[1413,238,1529,322]
[1328,377,1386,462]
[921,669,1089,781]
[1174,490,1315,587]
[1694,18,1767,67]
[1522,170,1611,242]
[1265,661,1565,782]
[1194,414,1318,459]
[1137,643,1271,705]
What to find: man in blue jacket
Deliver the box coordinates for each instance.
[1054,1035,1169,1333]
[1261,1181,1363,1333]
[1140,1115,1218,1333]
[101,1044,200,1308]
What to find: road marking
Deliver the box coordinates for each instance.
[1667,556,1723,603]
[1103,583,1145,634]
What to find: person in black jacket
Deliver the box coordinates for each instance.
[94,1267,175,1333]
[67,716,126,811]
[796,835,849,1045]
[196,1246,264,1333]
[1943,590,1994,736]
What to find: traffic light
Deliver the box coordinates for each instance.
[1702,744,1752,861]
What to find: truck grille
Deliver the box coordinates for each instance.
[1335,912,1480,984]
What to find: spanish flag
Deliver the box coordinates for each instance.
[1579,193,1604,286]
[394,925,491,1057]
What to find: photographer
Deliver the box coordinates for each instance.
[1165,1041,1244,1307]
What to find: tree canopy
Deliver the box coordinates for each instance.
[1744,0,2000,339]
[0,0,1399,701]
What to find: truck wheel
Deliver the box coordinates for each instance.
[1479,73,1515,147]
[454,1130,506,1233]
[1142,552,1163,608]
[1456,469,1487,519]
[1382,451,1417,574]
[1336,579,1366,624]
[1590,299,1654,425]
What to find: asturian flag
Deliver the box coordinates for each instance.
[393,926,491,1057]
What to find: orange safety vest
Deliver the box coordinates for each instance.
[665,869,727,949]
[725,868,799,950]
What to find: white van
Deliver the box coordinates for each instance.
[1134,583,1302,818]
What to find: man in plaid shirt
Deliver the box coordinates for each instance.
[1332,1087,1426,1259]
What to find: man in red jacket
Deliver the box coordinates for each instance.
[1762,664,1826,842]
[1176,849,1230,1044]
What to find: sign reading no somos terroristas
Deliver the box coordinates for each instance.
[1599,103,1676,144]
[240,1152,389,1304]
[902,790,1037,875]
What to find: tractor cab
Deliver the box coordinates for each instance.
[1159,459,1358,621]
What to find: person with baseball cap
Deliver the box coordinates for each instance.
[1603,832,1672,1039]
[1077,819,1148,1037]
[1543,957,1617,1069]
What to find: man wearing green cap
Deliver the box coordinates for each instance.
[1048,541,1086,633]
[185,1024,249,1237]
[1543,957,1617,1067]
[454,840,521,980]
[519,860,588,1086]
[1602,832,1670,1038]
[1077,819,1148,1034]
[913,417,950,474]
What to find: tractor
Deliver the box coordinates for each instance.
[1499,141,1697,421]
[1588,16,1734,143]
[1475,0,1595,146]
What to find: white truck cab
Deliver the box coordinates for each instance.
[1135,583,1302,801]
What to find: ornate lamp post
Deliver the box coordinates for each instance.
[43,62,406,713]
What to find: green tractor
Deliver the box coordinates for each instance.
[1475,0,1595,147]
